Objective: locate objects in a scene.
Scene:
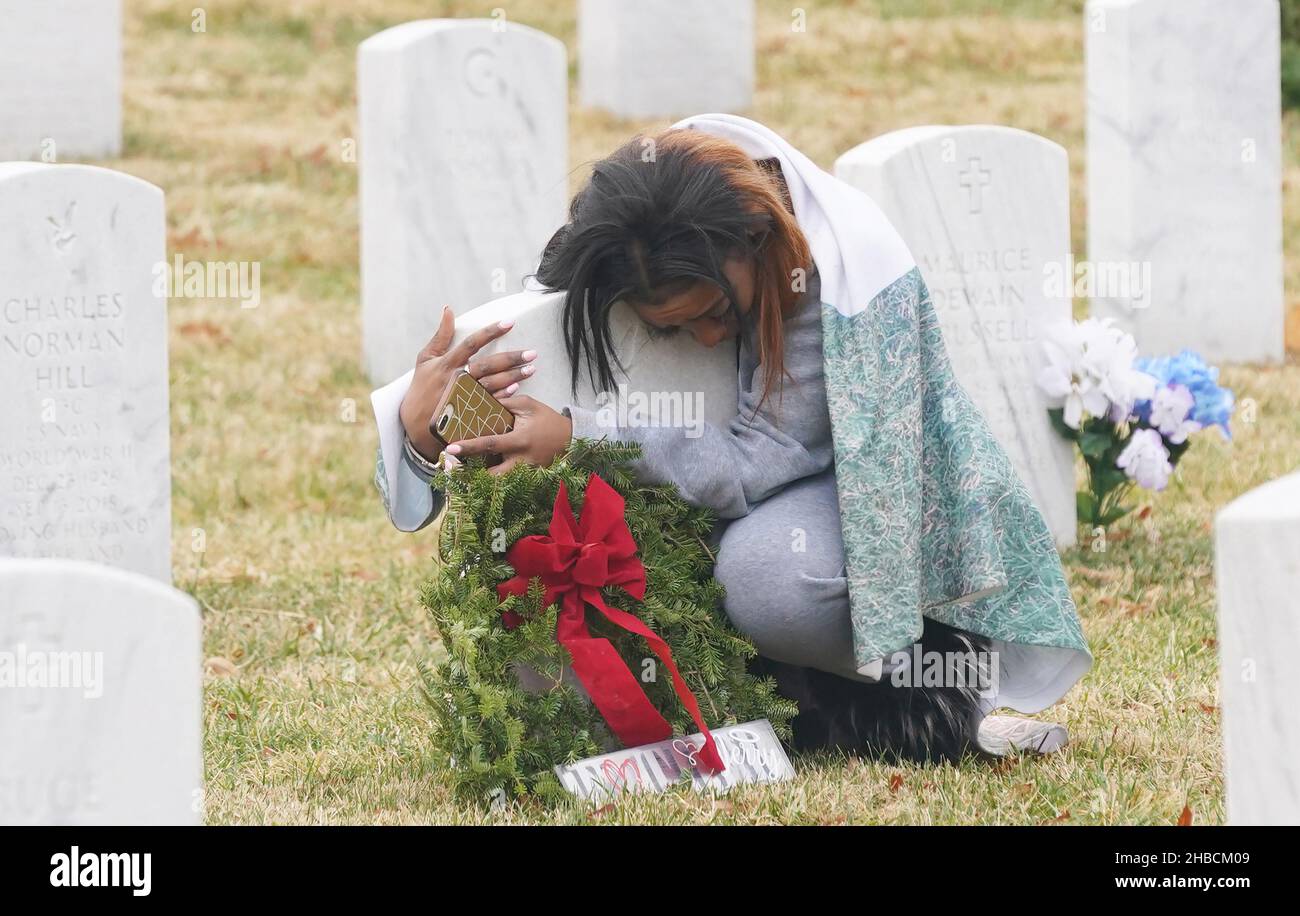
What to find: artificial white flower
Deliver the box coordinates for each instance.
[1116,428,1173,491]
[1037,323,1104,428]
[1080,318,1155,422]
[1036,318,1154,429]
[1148,383,1201,445]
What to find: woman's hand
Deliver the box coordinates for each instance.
[399,306,537,461]
[444,395,573,475]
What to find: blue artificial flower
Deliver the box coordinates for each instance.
[1133,350,1234,438]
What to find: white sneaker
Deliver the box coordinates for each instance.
[976,715,1068,756]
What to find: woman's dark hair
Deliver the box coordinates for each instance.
[535,129,812,406]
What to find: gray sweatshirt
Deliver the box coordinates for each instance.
[376,274,832,530]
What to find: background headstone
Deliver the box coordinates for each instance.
[1086,0,1283,364]
[0,0,123,161]
[359,20,568,385]
[0,558,202,826]
[442,289,739,430]
[579,0,755,119]
[836,126,1077,548]
[1215,471,1300,826]
[0,164,171,583]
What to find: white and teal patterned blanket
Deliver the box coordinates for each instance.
[678,115,1090,712]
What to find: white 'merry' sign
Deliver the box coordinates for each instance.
[554,719,794,802]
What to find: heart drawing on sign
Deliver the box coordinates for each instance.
[600,757,642,793]
[671,738,702,768]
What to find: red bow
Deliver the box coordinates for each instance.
[497,473,724,773]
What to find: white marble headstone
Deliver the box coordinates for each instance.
[0,558,202,825]
[1215,471,1300,826]
[0,164,171,583]
[445,288,739,431]
[359,19,568,385]
[1086,0,1283,364]
[836,126,1077,548]
[579,0,755,119]
[0,0,123,161]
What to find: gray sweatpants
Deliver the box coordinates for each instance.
[714,469,873,684]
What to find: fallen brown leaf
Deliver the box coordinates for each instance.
[169,225,204,249]
[178,320,231,344]
[1121,599,1147,617]
[204,656,237,677]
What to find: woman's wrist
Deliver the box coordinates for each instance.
[403,421,444,464]
[404,432,444,475]
[400,391,444,462]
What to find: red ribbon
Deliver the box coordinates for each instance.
[496,473,724,773]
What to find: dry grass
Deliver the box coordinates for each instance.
[107,0,1300,823]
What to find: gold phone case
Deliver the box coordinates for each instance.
[432,371,515,451]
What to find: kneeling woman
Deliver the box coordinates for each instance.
[374,115,1091,762]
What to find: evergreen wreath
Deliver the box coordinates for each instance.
[419,439,798,806]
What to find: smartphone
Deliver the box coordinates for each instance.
[431,371,515,458]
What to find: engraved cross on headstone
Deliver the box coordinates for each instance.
[958,157,992,214]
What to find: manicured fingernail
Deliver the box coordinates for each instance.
[498,319,514,330]
[522,349,538,361]
[445,444,461,455]
[504,383,519,395]
[521,364,534,376]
